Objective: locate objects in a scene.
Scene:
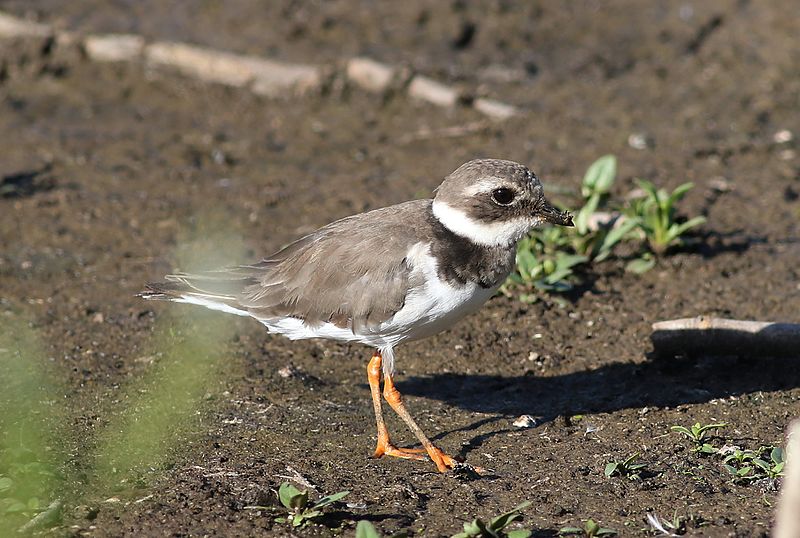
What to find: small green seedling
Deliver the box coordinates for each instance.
[451,501,532,538]
[275,482,349,528]
[627,180,706,257]
[575,155,616,235]
[356,520,408,538]
[508,230,588,298]
[604,453,647,480]
[571,155,638,261]
[755,446,786,480]
[670,422,727,454]
[356,521,383,538]
[723,446,785,483]
[559,519,617,537]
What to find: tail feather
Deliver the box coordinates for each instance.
[138,269,261,315]
[137,280,188,301]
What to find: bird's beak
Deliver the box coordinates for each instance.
[536,200,574,227]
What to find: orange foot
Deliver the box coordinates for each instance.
[372,442,428,461]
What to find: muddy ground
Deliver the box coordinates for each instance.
[1,1,799,536]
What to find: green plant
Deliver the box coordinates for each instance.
[625,180,706,272]
[670,422,727,454]
[723,446,785,483]
[452,501,532,538]
[559,519,617,537]
[571,155,639,261]
[604,453,647,480]
[356,521,383,538]
[356,520,408,538]
[575,155,616,235]
[509,229,588,297]
[275,482,349,528]
[505,155,640,299]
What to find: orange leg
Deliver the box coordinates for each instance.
[382,370,460,473]
[367,352,426,461]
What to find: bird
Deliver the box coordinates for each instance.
[139,159,573,473]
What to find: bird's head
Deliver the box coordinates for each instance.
[432,159,573,247]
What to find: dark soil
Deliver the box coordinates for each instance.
[1,1,798,536]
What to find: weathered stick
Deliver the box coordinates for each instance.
[774,420,800,538]
[650,316,800,358]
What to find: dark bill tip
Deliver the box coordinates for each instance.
[537,201,574,227]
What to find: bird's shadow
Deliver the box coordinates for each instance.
[397,348,800,457]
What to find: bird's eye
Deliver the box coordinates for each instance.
[491,188,515,205]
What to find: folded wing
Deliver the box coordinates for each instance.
[140,200,431,334]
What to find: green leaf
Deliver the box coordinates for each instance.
[461,520,481,536]
[585,519,600,534]
[752,459,770,472]
[576,193,600,235]
[489,510,522,530]
[625,256,656,274]
[312,490,349,509]
[597,528,618,536]
[356,520,382,538]
[596,218,639,260]
[557,253,590,269]
[604,462,618,478]
[558,527,583,535]
[667,182,695,206]
[738,466,753,477]
[582,155,617,197]
[635,179,658,200]
[507,531,532,538]
[669,216,706,241]
[0,477,13,492]
[670,426,693,438]
[771,446,785,464]
[278,482,306,510]
[534,281,573,293]
[723,464,739,475]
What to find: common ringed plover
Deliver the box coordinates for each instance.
[140,159,573,473]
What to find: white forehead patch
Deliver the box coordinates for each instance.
[432,200,536,247]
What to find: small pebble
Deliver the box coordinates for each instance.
[773,129,793,144]
[628,132,649,150]
[278,364,300,378]
[513,415,537,428]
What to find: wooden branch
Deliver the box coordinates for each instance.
[650,316,800,358]
[774,420,800,538]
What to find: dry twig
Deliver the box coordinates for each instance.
[651,316,800,358]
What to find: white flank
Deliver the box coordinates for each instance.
[432,200,535,247]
